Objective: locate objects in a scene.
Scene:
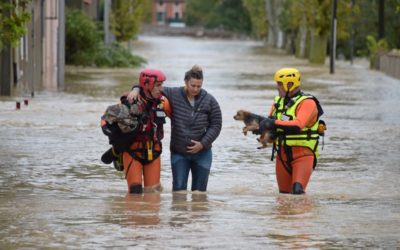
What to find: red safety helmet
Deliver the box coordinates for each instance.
[139,69,166,91]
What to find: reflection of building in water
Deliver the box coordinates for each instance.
[169,192,209,227]
[124,193,161,226]
[152,0,185,27]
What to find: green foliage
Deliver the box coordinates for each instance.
[95,43,146,68]
[110,0,147,42]
[141,0,153,24]
[366,35,389,54]
[309,32,328,64]
[289,0,331,37]
[366,35,389,68]
[66,9,101,65]
[279,0,296,33]
[66,9,145,68]
[210,0,251,33]
[383,0,400,49]
[184,0,216,26]
[0,0,31,52]
[242,0,267,38]
[277,0,400,60]
[336,0,358,41]
[185,0,251,34]
[341,0,400,58]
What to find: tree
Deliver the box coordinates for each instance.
[184,0,251,34]
[184,0,216,26]
[209,0,251,33]
[275,0,354,63]
[66,9,101,65]
[0,0,31,52]
[243,0,268,39]
[110,0,147,42]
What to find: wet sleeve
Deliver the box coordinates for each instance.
[274,99,318,133]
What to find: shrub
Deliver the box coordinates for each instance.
[66,9,101,66]
[94,43,146,68]
[66,9,145,68]
[366,35,389,69]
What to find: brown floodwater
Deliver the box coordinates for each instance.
[0,35,399,249]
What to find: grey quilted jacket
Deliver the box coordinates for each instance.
[162,86,222,155]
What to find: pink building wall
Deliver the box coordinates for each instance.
[153,0,185,25]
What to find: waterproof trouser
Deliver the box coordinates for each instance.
[123,142,161,192]
[275,146,314,193]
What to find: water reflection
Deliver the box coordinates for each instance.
[274,194,315,217]
[170,192,209,227]
[268,195,316,248]
[124,193,161,226]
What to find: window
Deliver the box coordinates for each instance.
[157,12,164,22]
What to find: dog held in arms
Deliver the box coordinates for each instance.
[233,109,270,149]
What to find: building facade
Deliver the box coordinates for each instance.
[0,0,98,97]
[153,0,185,26]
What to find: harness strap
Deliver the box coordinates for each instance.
[284,136,319,140]
[124,157,135,180]
[271,142,276,161]
[277,135,292,175]
[126,141,162,165]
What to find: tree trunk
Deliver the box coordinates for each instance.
[265,0,275,47]
[295,21,308,58]
[309,31,328,64]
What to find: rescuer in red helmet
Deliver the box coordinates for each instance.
[101,69,171,194]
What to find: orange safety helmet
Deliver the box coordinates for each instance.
[139,69,166,91]
[274,68,301,92]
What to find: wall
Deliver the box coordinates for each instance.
[379,51,400,79]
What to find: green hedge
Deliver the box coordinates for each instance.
[66,9,145,67]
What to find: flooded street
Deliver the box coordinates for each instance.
[1,35,399,249]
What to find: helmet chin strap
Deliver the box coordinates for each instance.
[143,81,155,99]
[147,90,155,100]
[284,90,291,106]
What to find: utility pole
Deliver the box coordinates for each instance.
[350,0,355,65]
[104,0,111,44]
[330,0,337,74]
[58,0,65,90]
[378,0,385,39]
[0,2,12,96]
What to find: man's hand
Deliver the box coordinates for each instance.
[246,118,276,135]
[127,88,141,103]
[187,140,204,154]
[259,118,275,132]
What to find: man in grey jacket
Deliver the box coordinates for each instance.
[128,65,222,192]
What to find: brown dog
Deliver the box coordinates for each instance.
[233,110,270,149]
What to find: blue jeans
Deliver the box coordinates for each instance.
[171,149,212,192]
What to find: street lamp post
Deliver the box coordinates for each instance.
[330,0,337,74]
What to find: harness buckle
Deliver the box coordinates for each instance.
[147,141,153,161]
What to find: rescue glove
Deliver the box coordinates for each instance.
[258,118,276,133]
[102,124,113,137]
